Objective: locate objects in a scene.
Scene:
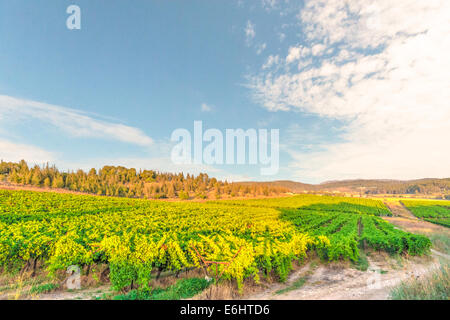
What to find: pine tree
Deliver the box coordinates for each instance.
[43,177,51,188]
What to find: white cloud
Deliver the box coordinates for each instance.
[286,46,310,64]
[311,43,326,56]
[245,20,256,44]
[0,138,54,164]
[256,43,267,55]
[262,0,278,11]
[0,95,251,182]
[0,95,154,147]
[285,47,301,64]
[262,55,280,70]
[201,103,213,112]
[248,0,450,182]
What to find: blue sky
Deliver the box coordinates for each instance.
[1,0,449,183]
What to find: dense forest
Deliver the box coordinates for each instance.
[0,160,288,199]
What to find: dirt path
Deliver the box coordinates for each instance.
[34,285,112,300]
[384,201,416,219]
[431,249,450,260]
[0,284,112,301]
[243,252,443,300]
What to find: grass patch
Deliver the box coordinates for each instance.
[30,283,59,295]
[429,234,450,255]
[0,282,19,292]
[393,253,404,268]
[353,251,369,271]
[310,260,318,269]
[112,277,211,300]
[389,262,449,300]
[275,276,307,295]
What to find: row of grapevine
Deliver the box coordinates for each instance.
[401,199,450,228]
[360,216,430,255]
[282,209,431,261]
[211,194,392,216]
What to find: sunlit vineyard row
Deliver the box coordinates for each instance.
[211,194,392,216]
[0,190,430,292]
[401,199,450,228]
[281,209,430,261]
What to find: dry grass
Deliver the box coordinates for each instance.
[0,262,111,299]
[389,262,449,300]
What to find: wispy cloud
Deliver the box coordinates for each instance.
[262,0,277,10]
[256,43,267,55]
[247,0,450,182]
[0,138,54,164]
[245,20,256,45]
[262,55,280,70]
[201,103,213,112]
[0,95,154,147]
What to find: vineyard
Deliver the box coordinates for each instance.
[212,195,393,216]
[0,190,431,295]
[401,199,450,228]
[219,196,430,261]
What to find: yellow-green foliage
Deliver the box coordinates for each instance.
[0,190,317,290]
[401,199,450,228]
[0,190,430,292]
[210,194,392,216]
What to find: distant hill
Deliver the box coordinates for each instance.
[319,178,450,194]
[238,178,450,196]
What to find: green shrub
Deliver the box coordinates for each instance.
[113,277,211,300]
[178,191,189,200]
[30,283,59,294]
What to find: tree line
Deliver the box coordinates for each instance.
[0,160,288,200]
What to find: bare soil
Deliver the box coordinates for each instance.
[27,285,111,301]
[242,252,442,300]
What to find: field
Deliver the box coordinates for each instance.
[214,196,429,261]
[0,190,432,297]
[401,199,450,228]
[211,195,392,216]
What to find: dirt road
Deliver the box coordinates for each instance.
[243,252,443,300]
